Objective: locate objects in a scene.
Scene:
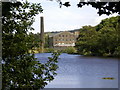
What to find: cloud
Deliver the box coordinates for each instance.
[31,0,118,33]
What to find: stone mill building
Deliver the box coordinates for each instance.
[48,31,79,50]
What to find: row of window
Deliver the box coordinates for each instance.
[55,39,75,41]
[59,34,74,37]
[54,43,75,45]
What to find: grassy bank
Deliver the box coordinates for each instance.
[29,47,77,54]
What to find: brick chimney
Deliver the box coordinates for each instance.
[40,16,44,52]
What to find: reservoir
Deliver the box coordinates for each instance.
[35,53,118,88]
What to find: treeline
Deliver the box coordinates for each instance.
[75,16,120,57]
[28,32,56,53]
[28,33,49,47]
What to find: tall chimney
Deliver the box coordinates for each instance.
[40,16,44,53]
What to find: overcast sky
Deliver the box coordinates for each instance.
[27,0,118,33]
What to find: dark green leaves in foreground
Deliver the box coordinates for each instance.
[57,1,120,15]
[2,1,60,89]
[2,52,60,89]
[75,16,120,57]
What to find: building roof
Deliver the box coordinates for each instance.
[49,31,76,37]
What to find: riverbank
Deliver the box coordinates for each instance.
[29,47,120,58]
[29,47,77,54]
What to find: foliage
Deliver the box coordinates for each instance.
[2,1,60,89]
[44,48,55,53]
[29,33,41,48]
[65,47,77,54]
[75,16,120,57]
[77,2,120,15]
[54,0,120,15]
[59,47,77,54]
[44,34,50,48]
[29,33,50,49]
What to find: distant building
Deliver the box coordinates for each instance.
[69,29,80,36]
[48,31,79,49]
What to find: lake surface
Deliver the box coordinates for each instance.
[35,53,118,88]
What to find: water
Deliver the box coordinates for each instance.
[35,53,118,88]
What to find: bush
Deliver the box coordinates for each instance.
[44,48,55,53]
[114,46,120,57]
[60,47,77,54]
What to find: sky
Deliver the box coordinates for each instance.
[27,0,118,33]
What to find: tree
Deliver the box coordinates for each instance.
[56,1,120,15]
[77,2,120,15]
[29,32,41,49]
[75,25,99,56]
[2,1,60,89]
[96,16,120,56]
[75,16,120,57]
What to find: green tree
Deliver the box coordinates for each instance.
[75,25,99,55]
[29,33,41,49]
[44,34,50,48]
[2,1,60,89]
[28,33,50,51]
[96,16,120,56]
[76,16,120,57]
